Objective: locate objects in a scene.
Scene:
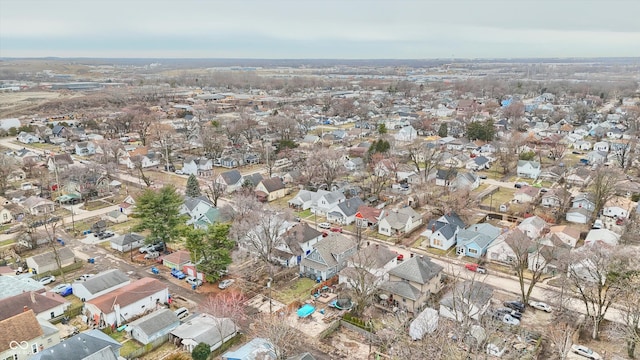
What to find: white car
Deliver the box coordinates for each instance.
[39,275,56,285]
[318,222,331,229]
[218,279,235,289]
[175,170,184,175]
[51,283,71,294]
[529,301,552,312]
[76,274,94,281]
[186,276,203,287]
[497,313,520,326]
[571,344,602,360]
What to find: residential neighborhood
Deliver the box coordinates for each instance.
[0,57,639,360]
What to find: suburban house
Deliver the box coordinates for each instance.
[455,223,502,258]
[344,157,365,172]
[30,330,121,360]
[378,207,423,237]
[127,308,180,345]
[514,186,540,204]
[170,314,239,353]
[255,177,287,202]
[452,172,480,191]
[439,280,493,322]
[0,205,12,224]
[74,141,97,156]
[0,291,70,322]
[465,156,491,171]
[103,209,128,224]
[593,141,609,152]
[72,269,131,301]
[85,277,169,328]
[17,131,42,144]
[326,196,364,225]
[586,150,607,164]
[47,153,74,172]
[486,229,527,264]
[0,276,46,300]
[119,195,136,215]
[180,196,219,229]
[288,189,324,211]
[311,190,346,216]
[566,207,592,224]
[182,157,213,177]
[26,247,75,275]
[518,216,548,239]
[222,338,276,360]
[603,197,631,218]
[394,125,418,142]
[528,240,571,275]
[566,167,592,187]
[422,212,466,251]
[0,310,61,360]
[299,233,357,281]
[273,223,323,267]
[547,225,581,248]
[339,244,398,288]
[379,255,444,314]
[23,196,56,215]
[516,160,541,179]
[435,168,458,187]
[585,229,620,247]
[110,233,146,252]
[216,169,243,193]
[354,205,385,229]
[541,188,568,208]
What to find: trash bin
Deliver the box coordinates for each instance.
[88,258,95,264]
[151,267,159,275]
[192,284,196,290]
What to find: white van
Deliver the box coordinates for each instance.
[174,307,190,320]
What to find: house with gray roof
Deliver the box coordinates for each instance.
[71,269,130,301]
[110,233,145,252]
[326,196,364,225]
[422,211,466,251]
[26,247,75,275]
[452,171,479,190]
[180,196,218,228]
[455,223,502,258]
[215,169,243,193]
[439,280,493,322]
[273,223,324,267]
[182,156,213,176]
[516,160,541,180]
[30,329,121,360]
[338,244,398,289]
[127,308,180,345]
[300,233,357,281]
[0,275,45,300]
[288,189,324,210]
[170,314,239,353]
[378,207,423,237]
[311,190,345,216]
[379,255,444,313]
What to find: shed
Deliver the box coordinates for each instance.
[409,307,438,340]
[110,233,145,252]
[127,308,180,345]
[25,247,75,275]
[162,250,192,269]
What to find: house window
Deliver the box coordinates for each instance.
[468,248,478,255]
[32,344,38,354]
[433,239,442,247]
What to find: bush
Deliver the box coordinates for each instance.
[192,342,211,360]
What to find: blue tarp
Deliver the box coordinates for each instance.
[297,304,315,318]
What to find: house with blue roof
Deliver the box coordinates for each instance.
[455,223,502,258]
[222,337,276,360]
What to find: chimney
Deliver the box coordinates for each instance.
[475,226,478,232]
[23,306,28,312]
[410,253,414,258]
[431,224,435,232]
[31,292,36,303]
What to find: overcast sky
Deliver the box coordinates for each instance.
[1,0,639,59]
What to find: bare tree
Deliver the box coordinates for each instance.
[566,245,628,339]
[0,152,18,195]
[506,230,563,305]
[614,140,636,172]
[305,148,344,191]
[250,313,300,360]
[545,312,580,360]
[365,153,391,197]
[406,140,442,183]
[342,245,385,316]
[198,292,246,349]
[205,179,225,207]
[608,252,640,358]
[590,169,620,221]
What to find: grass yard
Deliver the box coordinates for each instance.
[273,277,316,304]
[481,188,515,206]
[119,339,142,357]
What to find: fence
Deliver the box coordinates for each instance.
[123,334,168,359]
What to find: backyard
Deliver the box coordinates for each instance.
[273,277,316,304]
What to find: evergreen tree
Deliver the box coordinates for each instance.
[377,123,387,135]
[438,123,448,138]
[185,174,201,197]
[133,185,187,244]
[184,223,234,282]
[191,342,211,360]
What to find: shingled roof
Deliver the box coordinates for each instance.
[0,310,43,352]
[86,278,166,314]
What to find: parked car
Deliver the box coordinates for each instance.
[321,231,329,237]
[144,251,160,259]
[495,307,522,320]
[218,279,235,289]
[51,283,71,294]
[396,253,404,261]
[478,175,488,180]
[529,301,552,312]
[318,222,331,229]
[592,219,604,229]
[140,242,165,253]
[39,275,56,285]
[174,307,190,320]
[464,263,487,274]
[503,300,525,312]
[571,344,602,360]
[493,313,520,326]
[175,169,184,175]
[171,268,186,279]
[75,274,94,281]
[186,276,203,287]
[330,227,343,233]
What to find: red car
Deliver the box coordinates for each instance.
[465,263,487,274]
[396,253,404,261]
[330,227,343,233]
[322,232,329,237]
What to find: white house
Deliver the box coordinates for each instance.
[585,229,620,247]
[603,205,628,218]
[84,277,169,328]
[110,233,145,252]
[72,269,131,301]
[593,141,609,152]
[516,160,541,180]
[565,207,591,224]
[378,207,423,237]
[170,314,239,353]
[311,190,345,216]
[182,157,213,177]
[422,212,466,251]
[394,125,418,142]
[127,309,180,345]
